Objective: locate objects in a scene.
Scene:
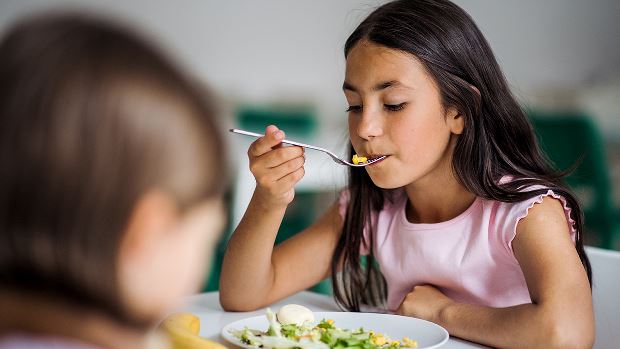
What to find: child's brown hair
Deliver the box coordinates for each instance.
[0,14,224,325]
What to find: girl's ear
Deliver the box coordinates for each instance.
[446,106,465,135]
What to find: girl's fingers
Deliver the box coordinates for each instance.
[245,125,305,195]
[259,146,304,168]
[248,125,285,157]
[249,147,302,178]
[253,155,305,185]
[276,166,305,188]
[273,156,305,181]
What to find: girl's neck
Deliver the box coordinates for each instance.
[404,170,476,224]
[0,289,167,349]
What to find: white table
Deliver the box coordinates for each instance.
[177,291,488,349]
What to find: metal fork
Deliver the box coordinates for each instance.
[229,128,386,167]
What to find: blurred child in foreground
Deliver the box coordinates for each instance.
[0,14,226,349]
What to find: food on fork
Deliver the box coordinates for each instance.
[352,154,368,165]
[277,304,315,325]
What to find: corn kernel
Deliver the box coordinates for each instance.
[372,335,387,346]
[327,319,334,325]
[352,154,367,165]
[402,337,418,348]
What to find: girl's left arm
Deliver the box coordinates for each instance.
[397,196,594,349]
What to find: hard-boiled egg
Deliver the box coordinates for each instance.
[276,304,315,326]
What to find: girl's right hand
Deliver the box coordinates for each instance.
[248,125,305,209]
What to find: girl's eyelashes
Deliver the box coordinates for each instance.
[384,102,407,111]
[346,103,407,113]
[346,105,362,113]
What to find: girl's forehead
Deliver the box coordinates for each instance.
[344,41,431,90]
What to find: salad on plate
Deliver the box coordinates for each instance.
[229,305,418,349]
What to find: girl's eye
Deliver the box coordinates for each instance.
[346,105,362,113]
[384,103,407,111]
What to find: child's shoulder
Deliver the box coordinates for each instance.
[488,186,575,229]
[492,175,574,221]
[486,176,577,253]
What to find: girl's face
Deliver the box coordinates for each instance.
[118,193,225,321]
[344,41,463,189]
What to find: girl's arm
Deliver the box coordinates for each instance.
[219,125,343,311]
[220,201,342,311]
[398,196,594,349]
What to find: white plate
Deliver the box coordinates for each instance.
[221,311,449,349]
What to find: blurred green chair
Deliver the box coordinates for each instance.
[529,110,620,249]
[237,104,317,139]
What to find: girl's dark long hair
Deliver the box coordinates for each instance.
[331,0,591,311]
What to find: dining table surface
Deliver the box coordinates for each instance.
[176,290,489,349]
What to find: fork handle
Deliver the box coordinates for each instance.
[228,128,328,153]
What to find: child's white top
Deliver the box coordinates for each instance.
[338,185,576,311]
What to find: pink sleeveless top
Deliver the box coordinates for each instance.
[338,187,576,311]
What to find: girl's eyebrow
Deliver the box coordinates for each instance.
[342,80,413,92]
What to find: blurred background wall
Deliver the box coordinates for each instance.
[1,1,619,278]
[2,0,618,135]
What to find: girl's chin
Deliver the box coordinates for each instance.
[367,174,405,189]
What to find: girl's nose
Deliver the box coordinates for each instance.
[356,109,383,140]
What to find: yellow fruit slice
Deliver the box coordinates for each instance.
[160,312,228,349]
